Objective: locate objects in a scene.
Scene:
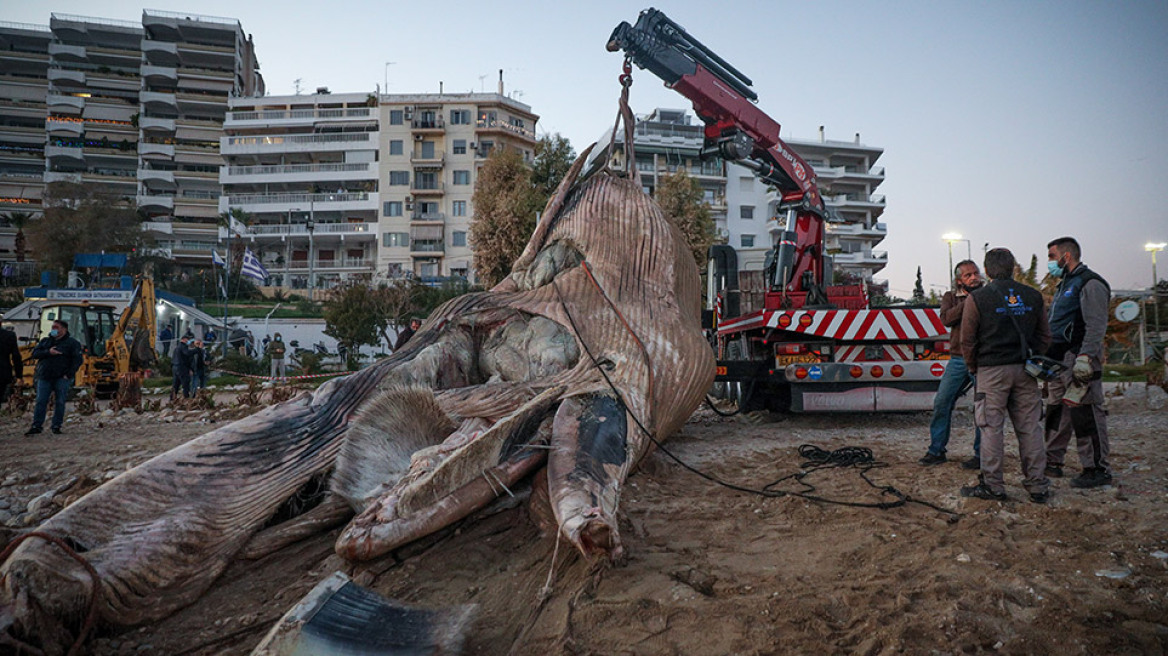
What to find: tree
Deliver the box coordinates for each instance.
[323,283,387,368]
[530,133,575,206]
[654,170,715,269]
[912,266,926,303]
[28,182,149,275]
[470,148,541,287]
[1,211,33,262]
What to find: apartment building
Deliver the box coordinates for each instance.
[0,10,262,271]
[44,14,143,201]
[136,9,263,264]
[726,128,887,288]
[613,108,728,225]
[220,91,380,290]
[377,89,538,281]
[0,22,51,270]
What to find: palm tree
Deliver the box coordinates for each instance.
[2,211,34,262]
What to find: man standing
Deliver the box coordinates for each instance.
[171,333,193,399]
[920,260,983,468]
[394,318,422,351]
[159,324,174,357]
[267,332,286,381]
[25,319,83,435]
[191,339,207,390]
[1043,237,1112,488]
[959,248,1052,503]
[0,323,22,404]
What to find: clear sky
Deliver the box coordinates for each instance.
[8,0,1167,295]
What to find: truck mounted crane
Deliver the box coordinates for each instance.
[608,8,951,412]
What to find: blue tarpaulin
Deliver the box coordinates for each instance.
[73,254,128,269]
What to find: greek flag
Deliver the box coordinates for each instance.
[241,247,269,283]
[211,249,226,268]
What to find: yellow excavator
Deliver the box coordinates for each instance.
[20,276,157,396]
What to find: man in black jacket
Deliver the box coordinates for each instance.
[0,324,22,403]
[25,319,83,435]
[172,333,194,399]
[959,248,1052,503]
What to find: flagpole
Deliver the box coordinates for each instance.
[222,219,231,358]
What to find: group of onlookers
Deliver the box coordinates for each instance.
[921,236,1112,504]
[170,333,208,399]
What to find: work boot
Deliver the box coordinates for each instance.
[24,427,42,436]
[1070,468,1113,489]
[1044,463,1064,478]
[961,456,980,470]
[1029,491,1050,504]
[960,483,1007,501]
[51,427,61,435]
[918,452,946,466]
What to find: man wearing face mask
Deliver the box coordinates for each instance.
[25,319,83,436]
[919,260,984,468]
[1043,236,1112,489]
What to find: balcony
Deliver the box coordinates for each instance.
[137,194,175,211]
[221,131,377,155]
[140,116,176,134]
[474,118,536,141]
[826,193,886,209]
[45,171,82,184]
[225,106,374,126]
[409,151,445,168]
[411,116,445,133]
[141,90,178,112]
[409,182,444,196]
[221,191,378,214]
[47,42,86,61]
[142,40,179,65]
[47,67,86,88]
[220,161,374,185]
[411,211,445,222]
[141,64,178,84]
[138,168,176,189]
[234,221,377,239]
[46,116,84,136]
[139,142,175,160]
[45,144,84,163]
[410,241,445,254]
[831,250,888,267]
[283,257,375,271]
[46,94,84,112]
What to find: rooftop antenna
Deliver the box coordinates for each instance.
[384,61,396,94]
[478,74,487,92]
[293,78,302,95]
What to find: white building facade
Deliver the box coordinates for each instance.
[219,91,379,292]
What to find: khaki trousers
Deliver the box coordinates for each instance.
[974,364,1049,496]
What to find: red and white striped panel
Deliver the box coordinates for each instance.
[763,308,947,341]
[831,344,915,362]
[835,345,863,362]
[886,344,915,361]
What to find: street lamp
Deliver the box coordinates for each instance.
[306,214,315,297]
[942,233,971,288]
[1146,241,1166,344]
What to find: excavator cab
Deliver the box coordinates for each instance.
[36,303,118,357]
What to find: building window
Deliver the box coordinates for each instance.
[452,200,467,216]
[383,201,403,216]
[389,140,403,155]
[739,176,754,192]
[452,170,470,185]
[389,110,403,125]
[452,231,467,247]
[383,232,408,247]
[389,171,409,186]
[509,117,524,128]
[740,234,755,248]
[739,206,754,220]
[452,139,467,155]
[450,109,470,125]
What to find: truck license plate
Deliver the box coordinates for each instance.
[776,353,820,365]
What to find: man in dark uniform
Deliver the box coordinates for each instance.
[172,333,194,399]
[960,248,1052,503]
[1043,236,1112,488]
[0,323,22,403]
[25,319,83,435]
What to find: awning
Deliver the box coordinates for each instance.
[73,254,128,269]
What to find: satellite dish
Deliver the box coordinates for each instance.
[1115,300,1140,322]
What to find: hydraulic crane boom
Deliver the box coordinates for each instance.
[607,8,830,296]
